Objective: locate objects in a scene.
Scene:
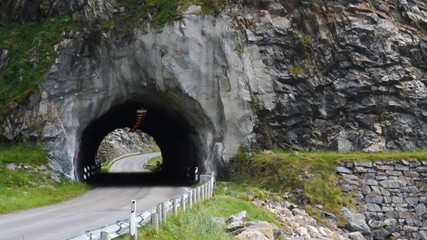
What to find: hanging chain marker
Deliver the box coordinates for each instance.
[130,108,147,132]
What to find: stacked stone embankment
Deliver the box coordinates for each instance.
[337,160,427,240]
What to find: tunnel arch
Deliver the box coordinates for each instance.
[75,101,205,184]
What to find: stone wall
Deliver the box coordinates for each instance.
[337,160,427,240]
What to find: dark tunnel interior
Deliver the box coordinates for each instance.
[75,101,203,186]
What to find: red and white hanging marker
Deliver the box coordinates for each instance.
[130,108,147,132]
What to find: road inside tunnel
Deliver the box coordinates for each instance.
[76,101,204,185]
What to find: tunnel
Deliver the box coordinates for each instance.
[75,101,204,185]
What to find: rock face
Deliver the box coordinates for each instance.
[337,160,427,240]
[1,0,426,179]
[0,0,115,23]
[0,49,9,70]
[95,128,157,164]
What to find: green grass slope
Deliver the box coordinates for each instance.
[0,143,87,214]
[117,195,278,240]
[230,149,427,226]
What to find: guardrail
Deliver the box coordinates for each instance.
[67,172,215,240]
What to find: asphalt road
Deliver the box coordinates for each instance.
[109,152,161,173]
[0,152,189,240]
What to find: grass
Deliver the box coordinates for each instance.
[144,155,163,171]
[0,143,88,214]
[117,195,278,240]
[230,148,427,226]
[0,17,78,119]
[108,149,427,239]
[0,179,88,214]
[0,143,46,165]
[105,0,225,32]
[288,65,305,75]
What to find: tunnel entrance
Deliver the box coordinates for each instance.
[75,101,203,185]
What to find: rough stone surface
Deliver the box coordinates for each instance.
[0,49,9,70]
[372,229,391,240]
[0,0,115,23]
[236,230,269,240]
[227,220,246,233]
[227,211,248,224]
[222,198,362,240]
[342,207,371,236]
[415,204,427,216]
[243,221,279,240]
[338,160,427,240]
[347,232,365,240]
[225,211,279,240]
[1,1,426,179]
[95,128,157,164]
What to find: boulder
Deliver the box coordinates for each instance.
[236,230,269,240]
[415,204,427,216]
[227,211,248,224]
[341,208,371,237]
[226,220,245,233]
[244,221,280,240]
[347,232,365,240]
[372,229,390,240]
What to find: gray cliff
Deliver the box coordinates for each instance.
[0,0,426,179]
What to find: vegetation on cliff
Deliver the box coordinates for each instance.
[0,143,87,214]
[0,0,225,121]
[0,15,87,215]
[105,0,224,32]
[0,17,77,119]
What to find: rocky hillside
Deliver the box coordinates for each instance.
[0,0,426,178]
[241,0,427,152]
[95,128,158,164]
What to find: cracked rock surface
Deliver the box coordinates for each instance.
[1,0,426,178]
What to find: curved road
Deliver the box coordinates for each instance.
[109,152,161,173]
[0,152,188,240]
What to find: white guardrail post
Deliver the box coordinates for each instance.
[189,190,193,209]
[156,203,162,223]
[197,188,200,202]
[152,213,159,233]
[67,172,215,240]
[181,194,186,211]
[130,200,137,240]
[161,202,167,223]
[173,198,178,216]
[100,232,110,240]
